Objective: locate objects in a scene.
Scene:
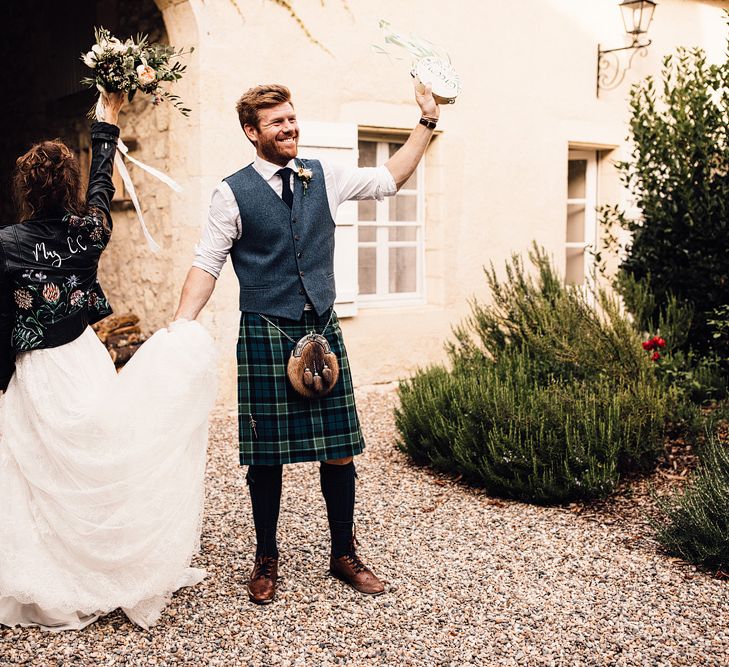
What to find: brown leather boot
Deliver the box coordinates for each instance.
[247,556,278,605]
[330,540,384,596]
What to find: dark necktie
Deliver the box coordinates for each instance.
[277,167,294,209]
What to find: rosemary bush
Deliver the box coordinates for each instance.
[395,247,673,504]
[655,437,729,570]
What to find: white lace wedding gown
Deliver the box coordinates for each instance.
[0,320,217,631]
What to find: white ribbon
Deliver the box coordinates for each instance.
[95,96,182,253]
[374,20,451,63]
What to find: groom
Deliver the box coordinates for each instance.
[175,80,440,604]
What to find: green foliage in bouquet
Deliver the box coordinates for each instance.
[81,27,193,115]
[602,42,729,359]
[395,246,673,504]
[654,436,729,571]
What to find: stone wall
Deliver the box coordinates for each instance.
[97,95,177,334]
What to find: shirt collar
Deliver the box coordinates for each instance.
[253,155,298,182]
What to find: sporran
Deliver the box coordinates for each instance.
[259,311,340,399]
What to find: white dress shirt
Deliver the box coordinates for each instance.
[192,155,397,279]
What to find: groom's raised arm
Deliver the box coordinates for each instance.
[385,80,440,189]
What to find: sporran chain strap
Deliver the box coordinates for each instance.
[258,309,334,344]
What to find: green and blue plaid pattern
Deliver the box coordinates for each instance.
[236,309,365,466]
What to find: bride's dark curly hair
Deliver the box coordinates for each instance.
[12,140,86,221]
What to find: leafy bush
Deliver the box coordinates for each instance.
[397,349,669,504]
[655,437,729,571]
[449,246,648,386]
[621,273,728,402]
[606,45,729,358]
[395,247,673,504]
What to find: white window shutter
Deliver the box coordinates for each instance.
[297,121,358,317]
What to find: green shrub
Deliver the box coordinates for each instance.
[396,248,673,504]
[655,437,729,570]
[653,350,727,404]
[606,45,729,358]
[448,244,649,385]
[620,273,728,402]
[396,349,670,504]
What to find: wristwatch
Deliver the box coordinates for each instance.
[419,117,438,130]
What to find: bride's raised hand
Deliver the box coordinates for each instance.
[96,91,126,125]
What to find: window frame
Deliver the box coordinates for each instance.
[566,149,598,288]
[356,135,426,308]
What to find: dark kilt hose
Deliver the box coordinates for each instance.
[236,307,364,466]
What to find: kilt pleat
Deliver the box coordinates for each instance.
[236,309,365,466]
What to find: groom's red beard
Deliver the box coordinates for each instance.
[257,131,299,166]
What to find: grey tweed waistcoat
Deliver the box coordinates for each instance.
[224,160,336,320]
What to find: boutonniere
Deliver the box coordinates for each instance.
[296,163,313,195]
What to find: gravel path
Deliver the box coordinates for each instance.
[2,387,728,666]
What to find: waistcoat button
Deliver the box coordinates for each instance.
[299,271,305,277]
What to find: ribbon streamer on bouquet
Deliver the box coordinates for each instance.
[95,96,182,253]
[372,20,451,63]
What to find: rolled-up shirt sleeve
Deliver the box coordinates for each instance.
[324,162,397,210]
[192,182,241,279]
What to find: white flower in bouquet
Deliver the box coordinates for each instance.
[80,27,193,116]
[136,64,156,86]
[83,51,97,68]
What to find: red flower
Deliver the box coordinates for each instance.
[655,337,666,348]
[642,340,654,350]
[651,351,661,361]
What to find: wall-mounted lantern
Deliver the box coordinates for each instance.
[597,0,657,96]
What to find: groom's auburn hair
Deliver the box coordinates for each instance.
[236,84,292,130]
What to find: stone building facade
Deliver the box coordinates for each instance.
[3,0,727,407]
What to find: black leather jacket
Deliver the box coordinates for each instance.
[0,121,120,390]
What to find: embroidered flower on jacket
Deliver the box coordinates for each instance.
[89,226,103,242]
[88,291,99,307]
[70,290,85,306]
[297,165,313,195]
[14,289,33,310]
[66,275,80,288]
[42,283,61,303]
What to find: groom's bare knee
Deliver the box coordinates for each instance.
[325,456,353,465]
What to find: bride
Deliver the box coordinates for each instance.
[0,92,217,631]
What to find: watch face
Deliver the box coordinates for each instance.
[415,56,462,104]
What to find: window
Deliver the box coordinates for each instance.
[566,150,598,285]
[357,138,425,306]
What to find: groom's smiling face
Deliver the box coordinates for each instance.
[245,102,299,167]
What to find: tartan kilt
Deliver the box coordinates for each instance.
[236,308,365,466]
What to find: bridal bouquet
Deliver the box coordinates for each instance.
[81,27,193,116]
[80,27,193,253]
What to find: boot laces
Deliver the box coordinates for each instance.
[342,530,366,573]
[253,556,276,580]
[342,551,367,574]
